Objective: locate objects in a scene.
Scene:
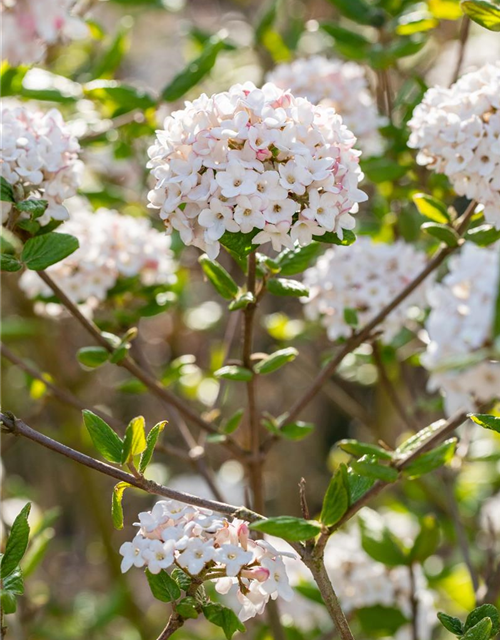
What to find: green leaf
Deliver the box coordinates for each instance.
[320,466,349,526]
[21,232,79,271]
[338,439,393,460]
[250,516,321,541]
[172,567,192,591]
[465,605,499,636]
[1,504,31,579]
[462,618,493,640]
[469,413,500,434]
[93,19,131,79]
[412,193,450,223]
[359,510,409,566]
[279,420,315,441]
[3,567,24,596]
[410,516,440,563]
[1,177,14,202]
[437,612,464,636]
[16,199,48,218]
[275,242,323,276]
[162,38,226,102]
[121,415,147,464]
[83,80,156,113]
[220,230,258,260]
[465,224,500,246]
[199,254,239,300]
[82,410,123,464]
[228,292,255,311]
[255,0,279,43]
[221,409,244,435]
[139,421,167,473]
[343,307,359,328]
[350,455,399,483]
[346,468,376,503]
[0,254,22,272]
[396,419,446,456]
[254,347,298,375]
[267,278,309,297]
[313,229,356,246]
[176,596,199,618]
[0,591,17,614]
[494,248,500,339]
[362,157,408,183]
[319,22,371,59]
[403,438,457,478]
[421,222,460,246]
[77,346,109,368]
[461,0,500,30]
[214,365,253,381]
[326,0,386,26]
[396,12,438,35]
[202,602,246,639]
[111,482,130,529]
[145,569,181,602]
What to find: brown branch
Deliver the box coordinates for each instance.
[156,613,184,639]
[280,202,476,427]
[451,17,470,85]
[0,412,260,523]
[35,271,246,461]
[409,564,419,640]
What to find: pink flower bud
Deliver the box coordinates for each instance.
[241,566,270,582]
[237,523,249,550]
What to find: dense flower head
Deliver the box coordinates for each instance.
[1,0,88,66]
[19,199,176,317]
[147,81,366,259]
[119,499,294,621]
[422,242,500,415]
[0,103,83,226]
[408,62,500,227]
[266,56,384,156]
[302,238,429,342]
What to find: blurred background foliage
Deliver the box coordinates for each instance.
[1,0,500,638]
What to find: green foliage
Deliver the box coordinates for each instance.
[228,292,255,311]
[0,176,14,202]
[350,455,399,482]
[338,439,393,460]
[403,438,457,478]
[145,569,181,602]
[21,232,79,270]
[469,413,500,433]
[279,420,315,441]
[16,199,48,218]
[438,612,464,636]
[465,224,500,246]
[320,465,350,526]
[1,504,31,579]
[121,416,147,464]
[409,516,440,563]
[421,222,460,247]
[250,516,321,541]
[220,409,245,435]
[267,278,309,297]
[254,347,298,375]
[77,346,110,368]
[199,254,239,300]
[176,596,200,618]
[275,242,323,276]
[461,0,500,30]
[82,410,124,464]
[214,365,253,381]
[139,421,167,473]
[412,193,450,223]
[357,605,409,637]
[359,510,409,566]
[201,603,246,639]
[111,482,130,529]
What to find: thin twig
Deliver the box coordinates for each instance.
[156,613,184,639]
[451,17,470,85]
[409,564,419,640]
[35,271,246,461]
[279,202,476,429]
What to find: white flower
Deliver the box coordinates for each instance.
[259,556,294,601]
[147,82,365,257]
[422,242,500,415]
[215,544,253,577]
[408,62,500,228]
[1,103,82,226]
[19,198,176,318]
[267,56,384,156]
[142,539,176,575]
[119,535,149,573]
[2,0,88,66]
[302,238,431,342]
[178,538,215,575]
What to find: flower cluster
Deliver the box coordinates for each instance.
[147,82,366,259]
[408,62,500,228]
[266,56,384,156]
[119,500,294,621]
[1,0,88,66]
[422,242,500,415]
[302,238,429,342]
[19,199,176,317]
[1,103,83,226]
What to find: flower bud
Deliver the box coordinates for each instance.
[241,566,270,582]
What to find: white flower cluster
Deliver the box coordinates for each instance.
[19,200,175,317]
[302,237,429,342]
[422,242,500,415]
[266,56,384,156]
[147,82,366,259]
[408,62,500,228]
[1,0,88,66]
[119,500,294,622]
[1,103,83,226]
